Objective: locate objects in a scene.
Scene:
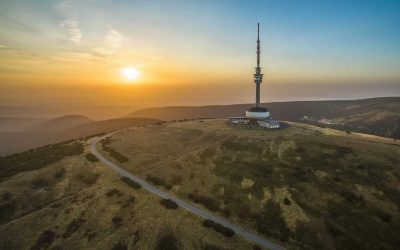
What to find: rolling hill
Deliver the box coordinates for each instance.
[127,97,400,138]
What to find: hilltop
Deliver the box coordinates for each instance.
[127,97,400,138]
[100,119,400,249]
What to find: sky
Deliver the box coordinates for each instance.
[0,0,399,116]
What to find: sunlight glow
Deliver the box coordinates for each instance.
[122,67,140,81]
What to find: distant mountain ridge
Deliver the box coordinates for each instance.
[0,117,159,156]
[0,117,45,132]
[30,115,93,131]
[127,97,400,138]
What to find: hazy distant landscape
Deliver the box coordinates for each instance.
[1,97,398,156]
[0,117,159,156]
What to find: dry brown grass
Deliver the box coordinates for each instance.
[100,119,400,250]
[0,137,257,250]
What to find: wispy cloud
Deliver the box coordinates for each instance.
[59,19,81,43]
[0,44,9,49]
[55,0,82,44]
[92,28,122,57]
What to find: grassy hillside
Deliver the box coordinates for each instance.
[102,119,400,250]
[127,97,400,138]
[0,135,257,250]
[0,118,159,156]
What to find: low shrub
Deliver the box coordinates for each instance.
[0,201,16,223]
[200,147,216,159]
[1,191,12,201]
[221,208,231,217]
[76,172,99,185]
[202,244,224,250]
[160,199,178,209]
[374,209,392,223]
[31,230,56,250]
[50,203,61,208]
[112,216,123,227]
[202,219,235,238]
[294,222,324,249]
[156,230,180,250]
[106,189,122,197]
[255,201,290,241]
[296,147,306,153]
[187,193,219,212]
[101,138,129,163]
[31,178,49,189]
[111,242,128,250]
[146,175,172,190]
[338,189,364,204]
[122,196,136,208]
[53,168,65,179]
[63,218,86,238]
[121,176,141,189]
[85,153,99,162]
[146,175,166,186]
[170,175,183,185]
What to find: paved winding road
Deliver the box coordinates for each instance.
[91,131,286,250]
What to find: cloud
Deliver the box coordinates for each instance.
[55,0,82,44]
[59,19,82,43]
[0,44,9,49]
[105,30,122,50]
[92,28,122,57]
[53,52,94,64]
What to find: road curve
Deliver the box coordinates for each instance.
[91,131,286,250]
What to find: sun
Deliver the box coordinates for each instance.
[121,67,140,81]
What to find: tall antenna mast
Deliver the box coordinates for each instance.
[254,22,263,107]
[257,22,260,67]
